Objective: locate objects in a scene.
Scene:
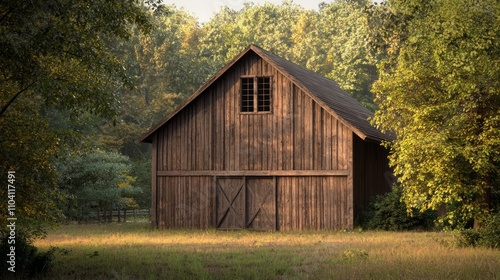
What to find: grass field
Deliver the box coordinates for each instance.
[33,221,499,279]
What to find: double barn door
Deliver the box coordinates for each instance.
[216,177,276,230]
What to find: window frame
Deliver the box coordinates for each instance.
[239,76,273,114]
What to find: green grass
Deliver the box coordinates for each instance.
[33,222,500,279]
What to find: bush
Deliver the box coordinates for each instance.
[359,187,437,231]
[0,235,54,278]
[452,229,481,247]
[454,211,500,249]
[479,211,500,248]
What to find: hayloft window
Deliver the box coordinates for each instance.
[240,76,272,113]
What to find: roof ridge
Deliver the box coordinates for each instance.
[140,45,390,143]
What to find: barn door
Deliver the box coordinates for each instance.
[246,177,276,230]
[216,177,276,230]
[216,177,245,229]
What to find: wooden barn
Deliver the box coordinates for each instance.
[140,45,393,231]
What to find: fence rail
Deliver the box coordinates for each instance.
[94,209,150,223]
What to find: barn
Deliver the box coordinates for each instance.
[140,45,393,231]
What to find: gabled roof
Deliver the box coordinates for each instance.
[140,45,389,143]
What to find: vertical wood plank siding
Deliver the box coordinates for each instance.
[156,176,215,229]
[156,53,351,172]
[276,176,350,230]
[151,134,158,228]
[152,52,374,230]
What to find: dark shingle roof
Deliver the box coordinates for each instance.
[251,45,388,142]
[140,45,389,143]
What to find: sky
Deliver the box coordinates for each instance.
[162,0,327,23]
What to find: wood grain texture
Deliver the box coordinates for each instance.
[148,51,391,230]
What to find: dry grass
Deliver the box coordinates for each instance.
[33,222,500,279]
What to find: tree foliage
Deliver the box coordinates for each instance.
[0,0,154,238]
[370,0,500,228]
[0,95,64,239]
[0,0,154,119]
[198,1,378,109]
[57,150,140,222]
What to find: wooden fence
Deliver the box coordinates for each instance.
[95,209,150,223]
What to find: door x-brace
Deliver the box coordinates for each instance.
[246,186,274,228]
[217,181,244,228]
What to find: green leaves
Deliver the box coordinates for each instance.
[0,0,154,238]
[0,0,153,119]
[0,94,64,239]
[371,0,500,228]
[56,150,140,221]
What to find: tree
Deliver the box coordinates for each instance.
[199,1,307,69]
[0,0,155,119]
[0,0,156,238]
[57,150,140,222]
[307,0,378,111]
[0,95,64,238]
[370,0,500,228]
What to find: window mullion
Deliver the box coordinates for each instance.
[253,77,258,112]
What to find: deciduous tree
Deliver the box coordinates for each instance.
[0,0,156,238]
[0,0,156,119]
[370,0,500,228]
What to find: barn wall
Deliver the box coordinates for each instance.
[155,175,353,230]
[277,176,352,230]
[352,135,393,221]
[152,51,358,230]
[155,176,215,229]
[155,52,352,173]
[151,135,157,228]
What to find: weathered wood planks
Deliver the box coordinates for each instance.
[155,54,354,173]
[149,51,390,231]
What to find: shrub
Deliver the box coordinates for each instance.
[359,187,437,231]
[454,211,500,249]
[0,235,54,278]
[56,150,140,222]
[479,211,500,248]
[452,229,481,247]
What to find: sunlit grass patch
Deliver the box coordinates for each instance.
[34,223,500,279]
